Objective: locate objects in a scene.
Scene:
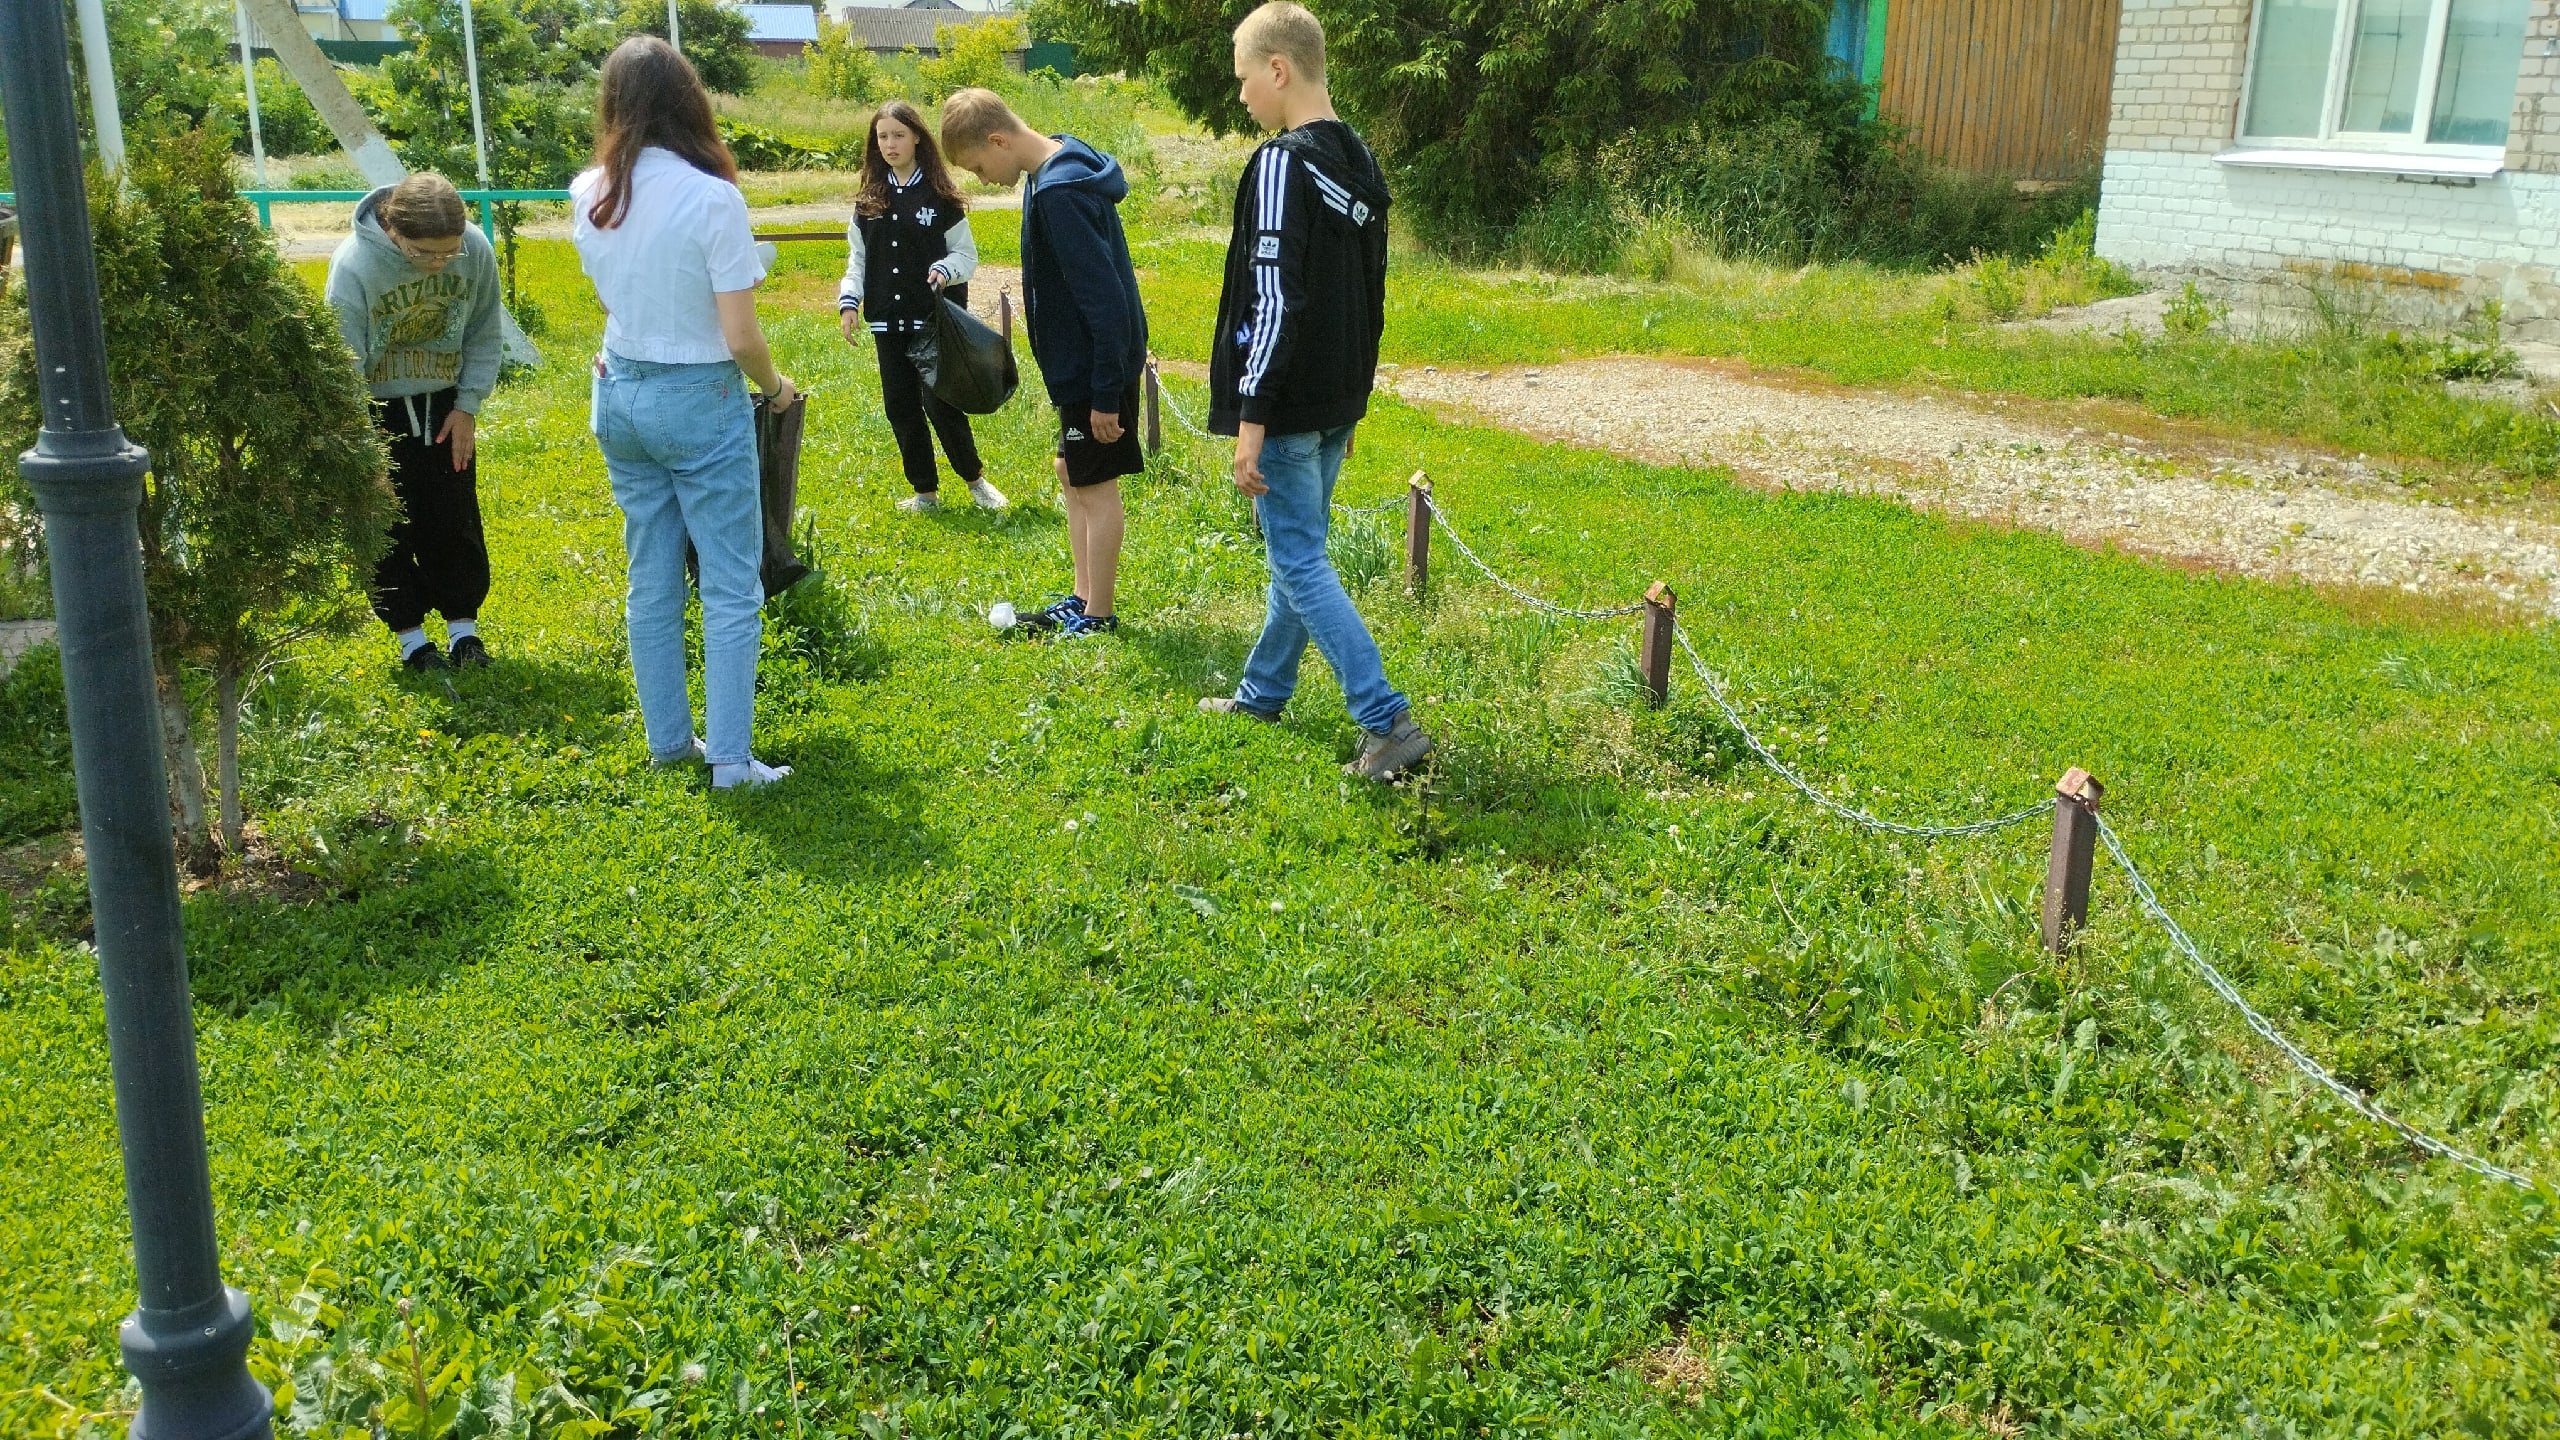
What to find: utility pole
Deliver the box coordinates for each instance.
[668,0,681,52]
[458,0,494,189]
[73,0,127,177]
[233,0,269,187]
[0,10,273,1440]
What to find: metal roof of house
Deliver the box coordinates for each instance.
[737,2,820,43]
[833,5,1019,51]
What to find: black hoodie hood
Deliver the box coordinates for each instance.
[1270,119,1391,214]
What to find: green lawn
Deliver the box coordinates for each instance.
[3,223,2556,1438]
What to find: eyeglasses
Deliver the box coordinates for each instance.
[390,234,464,269]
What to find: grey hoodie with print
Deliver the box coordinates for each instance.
[325,186,505,414]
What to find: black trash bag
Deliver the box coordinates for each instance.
[753,390,812,597]
[907,291,1018,415]
[686,390,812,600]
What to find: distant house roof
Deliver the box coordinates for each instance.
[738,3,820,43]
[904,0,965,8]
[833,4,1021,53]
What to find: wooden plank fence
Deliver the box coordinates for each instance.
[1877,0,2122,179]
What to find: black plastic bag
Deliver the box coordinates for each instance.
[753,390,812,597]
[907,291,1018,415]
[687,390,811,600]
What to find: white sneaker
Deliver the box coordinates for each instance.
[897,492,941,514]
[967,478,1009,509]
[712,758,794,790]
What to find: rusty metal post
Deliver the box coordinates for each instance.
[1403,470,1431,597]
[1639,582,1675,706]
[2042,768,2106,955]
[1143,356,1162,455]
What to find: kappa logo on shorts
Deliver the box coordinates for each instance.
[1255,235,1281,260]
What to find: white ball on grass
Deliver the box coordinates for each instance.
[989,601,1017,630]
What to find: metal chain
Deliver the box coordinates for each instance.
[1163,371,2536,1188]
[1152,379,1448,519]
[1420,492,1652,619]
[1671,626,2052,839]
[2093,816,2536,1189]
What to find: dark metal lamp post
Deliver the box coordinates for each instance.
[0,5,272,1438]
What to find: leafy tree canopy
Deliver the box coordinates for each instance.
[1032,0,1843,248]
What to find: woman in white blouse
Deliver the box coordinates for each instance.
[573,36,797,790]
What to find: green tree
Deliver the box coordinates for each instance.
[0,131,393,858]
[1035,0,1838,250]
[917,15,1027,101]
[806,13,883,103]
[38,0,334,171]
[620,0,758,94]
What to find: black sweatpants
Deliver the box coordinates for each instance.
[368,387,491,634]
[875,335,983,495]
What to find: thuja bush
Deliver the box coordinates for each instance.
[0,128,391,859]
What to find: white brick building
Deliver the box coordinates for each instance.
[2097,1,2560,338]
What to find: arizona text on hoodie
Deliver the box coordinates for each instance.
[1207,119,1391,438]
[1019,136,1148,413]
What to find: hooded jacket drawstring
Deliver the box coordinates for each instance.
[403,393,429,442]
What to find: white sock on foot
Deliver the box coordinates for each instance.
[712,758,793,790]
[396,627,431,660]
[445,618,478,642]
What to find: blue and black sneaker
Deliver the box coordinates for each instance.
[1056,611,1120,640]
[1018,593,1085,634]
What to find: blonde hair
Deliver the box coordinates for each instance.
[379,172,468,241]
[1235,2,1325,83]
[938,88,1024,160]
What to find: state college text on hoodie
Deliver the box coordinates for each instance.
[1019,136,1148,412]
[1207,119,1390,437]
[325,186,505,419]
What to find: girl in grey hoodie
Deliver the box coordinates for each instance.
[326,172,505,672]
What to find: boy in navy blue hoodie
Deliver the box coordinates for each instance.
[943,88,1148,638]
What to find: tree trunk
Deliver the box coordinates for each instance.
[215,666,244,855]
[239,0,406,187]
[156,656,215,868]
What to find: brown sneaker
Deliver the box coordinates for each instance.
[1198,696,1280,723]
[1344,712,1433,782]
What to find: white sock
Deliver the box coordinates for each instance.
[396,627,431,659]
[445,619,478,642]
[712,758,793,790]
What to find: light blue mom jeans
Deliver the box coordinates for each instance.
[592,354,764,767]
[1233,423,1410,733]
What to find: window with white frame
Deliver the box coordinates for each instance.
[2240,0,2531,150]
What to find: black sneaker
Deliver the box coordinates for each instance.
[448,634,492,669]
[1056,611,1119,639]
[402,642,450,673]
[1018,594,1085,634]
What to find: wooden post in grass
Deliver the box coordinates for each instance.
[2042,768,2106,955]
[1143,356,1163,455]
[1404,470,1431,597]
[1640,582,1676,706]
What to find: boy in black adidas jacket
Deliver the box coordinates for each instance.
[1199,2,1432,782]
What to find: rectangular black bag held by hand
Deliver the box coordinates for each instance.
[907,291,1019,415]
[752,390,812,597]
[690,390,813,600]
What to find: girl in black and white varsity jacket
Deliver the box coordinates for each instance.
[839,100,1006,513]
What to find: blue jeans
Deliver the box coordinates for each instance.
[1235,424,1409,733]
[592,354,764,766]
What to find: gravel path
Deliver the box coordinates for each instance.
[1384,356,2560,619]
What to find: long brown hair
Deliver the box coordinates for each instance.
[586,36,738,230]
[854,100,967,219]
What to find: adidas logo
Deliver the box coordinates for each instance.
[1064,427,1086,441]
